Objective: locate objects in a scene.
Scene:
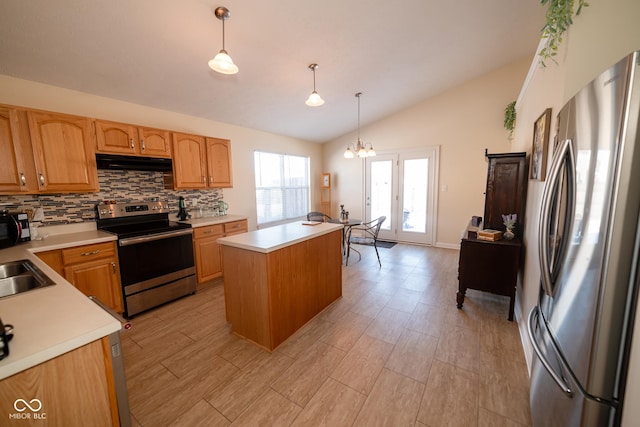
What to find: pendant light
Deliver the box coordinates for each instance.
[208,6,239,75]
[305,64,325,106]
[344,92,375,158]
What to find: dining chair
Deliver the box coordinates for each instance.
[346,216,386,267]
[306,211,332,222]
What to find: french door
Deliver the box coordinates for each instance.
[365,147,438,245]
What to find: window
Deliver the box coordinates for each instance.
[254,151,310,226]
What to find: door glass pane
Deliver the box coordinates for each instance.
[402,158,428,233]
[370,160,392,230]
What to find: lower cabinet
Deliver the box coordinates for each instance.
[36,242,124,313]
[0,338,118,426]
[193,219,248,283]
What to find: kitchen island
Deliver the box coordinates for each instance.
[218,221,343,351]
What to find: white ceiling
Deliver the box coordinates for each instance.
[0,0,545,143]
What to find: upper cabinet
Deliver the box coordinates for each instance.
[0,106,33,193]
[206,137,233,188]
[170,133,232,189]
[95,119,172,158]
[27,111,99,193]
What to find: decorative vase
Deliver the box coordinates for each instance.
[504,227,515,240]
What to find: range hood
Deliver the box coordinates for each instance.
[96,154,172,172]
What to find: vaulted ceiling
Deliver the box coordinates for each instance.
[0,0,545,142]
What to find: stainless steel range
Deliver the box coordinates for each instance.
[96,200,195,317]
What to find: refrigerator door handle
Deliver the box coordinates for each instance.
[528,306,574,397]
[538,137,575,296]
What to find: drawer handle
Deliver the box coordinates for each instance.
[130,138,135,150]
[81,249,101,256]
[141,138,146,151]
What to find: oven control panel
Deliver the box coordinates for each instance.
[96,201,171,219]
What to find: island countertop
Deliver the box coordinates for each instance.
[217,221,343,253]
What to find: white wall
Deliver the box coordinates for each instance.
[322,58,531,247]
[0,76,323,230]
[509,0,640,424]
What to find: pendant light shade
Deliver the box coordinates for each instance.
[344,92,375,158]
[208,6,238,75]
[305,64,324,106]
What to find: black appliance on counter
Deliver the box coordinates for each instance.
[0,211,30,249]
[96,200,195,318]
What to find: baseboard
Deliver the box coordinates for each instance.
[434,241,460,250]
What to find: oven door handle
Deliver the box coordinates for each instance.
[119,229,193,247]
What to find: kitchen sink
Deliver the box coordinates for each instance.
[0,259,56,298]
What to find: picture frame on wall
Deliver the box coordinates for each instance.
[530,108,552,181]
[321,172,331,188]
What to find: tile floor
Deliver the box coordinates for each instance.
[122,243,532,426]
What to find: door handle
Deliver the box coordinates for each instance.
[527,306,573,397]
[538,138,575,296]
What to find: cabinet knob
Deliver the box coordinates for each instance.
[20,173,26,186]
[111,262,116,273]
[203,176,206,184]
[39,174,45,186]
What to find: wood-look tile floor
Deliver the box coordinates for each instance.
[122,244,532,427]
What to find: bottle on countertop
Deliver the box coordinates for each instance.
[177,196,190,221]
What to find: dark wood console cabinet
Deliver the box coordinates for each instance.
[456,152,527,321]
[457,230,521,320]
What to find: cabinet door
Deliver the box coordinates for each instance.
[138,127,172,158]
[206,137,232,187]
[483,154,527,233]
[172,132,207,189]
[0,107,30,193]
[36,249,65,276]
[27,111,99,192]
[95,119,138,155]
[194,225,224,283]
[65,257,123,313]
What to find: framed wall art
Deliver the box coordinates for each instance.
[530,108,552,181]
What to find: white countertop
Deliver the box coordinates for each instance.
[179,214,247,228]
[217,221,343,253]
[0,228,121,380]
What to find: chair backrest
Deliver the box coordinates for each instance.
[371,216,386,238]
[307,211,332,222]
[354,216,386,240]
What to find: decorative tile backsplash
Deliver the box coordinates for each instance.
[0,170,223,225]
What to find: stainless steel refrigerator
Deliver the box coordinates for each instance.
[528,51,640,426]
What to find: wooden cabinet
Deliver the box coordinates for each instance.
[170,132,232,189]
[0,338,117,426]
[27,110,99,193]
[37,242,124,313]
[483,152,528,236]
[456,152,528,321]
[0,106,34,193]
[193,224,224,282]
[457,230,521,320]
[95,119,172,158]
[206,137,233,187]
[193,220,247,283]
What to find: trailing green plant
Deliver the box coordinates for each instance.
[504,101,516,139]
[539,0,589,66]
